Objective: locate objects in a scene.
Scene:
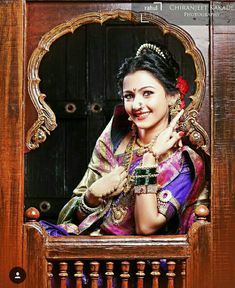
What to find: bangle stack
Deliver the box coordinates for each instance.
[134,166,159,194]
[78,192,101,215]
[134,184,159,194]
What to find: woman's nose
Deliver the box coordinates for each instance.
[132,96,144,110]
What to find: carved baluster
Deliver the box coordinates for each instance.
[74,261,84,288]
[105,262,114,288]
[166,261,176,288]
[136,261,145,288]
[90,261,100,288]
[47,262,53,288]
[151,261,161,288]
[59,262,68,288]
[120,261,130,288]
[181,260,186,288]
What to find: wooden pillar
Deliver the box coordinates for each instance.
[136,261,145,288]
[212,20,235,287]
[105,262,114,288]
[74,261,84,288]
[90,261,100,288]
[47,262,53,288]
[151,261,160,288]
[0,0,24,287]
[59,262,68,288]
[120,261,130,288]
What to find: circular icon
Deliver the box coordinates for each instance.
[9,267,26,283]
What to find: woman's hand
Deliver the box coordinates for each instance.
[152,109,185,157]
[142,110,184,166]
[85,166,127,206]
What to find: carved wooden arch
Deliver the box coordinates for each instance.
[26,10,210,155]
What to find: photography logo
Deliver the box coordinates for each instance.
[9,267,26,283]
[132,1,235,25]
[140,2,162,23]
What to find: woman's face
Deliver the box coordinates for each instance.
[123,70,174,132]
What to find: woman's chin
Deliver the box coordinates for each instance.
[135,121,152,130]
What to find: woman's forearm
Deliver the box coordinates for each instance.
[135,194,166,235]
[134,151,166,235]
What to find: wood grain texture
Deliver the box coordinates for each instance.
[45,234,190,260]
[187,222,212,288]
[212,30,235,287]
[0,0,24,287]
[23,224,48,287]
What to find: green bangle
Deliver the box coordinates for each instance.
[135,174,158,178]
[134,176,157,186]
[134,167,157,176]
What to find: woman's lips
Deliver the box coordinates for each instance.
[133,111,150,120]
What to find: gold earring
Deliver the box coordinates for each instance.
[131,122,137,136]
[128,116,132,121]
[169,95,181,120]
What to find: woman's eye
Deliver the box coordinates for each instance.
[123,94,134,100]
[143,91,154,97]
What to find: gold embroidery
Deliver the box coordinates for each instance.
[157,190,180,216]
[111,204,128,225]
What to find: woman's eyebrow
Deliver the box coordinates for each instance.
[123,86,155,93]
[123,89,134,93]
[139,85,155,90]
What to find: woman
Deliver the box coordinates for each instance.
[41,43,205,236]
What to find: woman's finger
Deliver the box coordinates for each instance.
[168,109,184,129]
[178,139,183,147]
[166,131,184,149]
[110,178,128,197]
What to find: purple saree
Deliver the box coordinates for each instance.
[40,104,205,236]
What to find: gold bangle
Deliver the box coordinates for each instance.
[134,184,159,194]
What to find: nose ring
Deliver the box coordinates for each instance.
[139,102,144,109]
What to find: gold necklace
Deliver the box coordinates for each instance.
[122,135,136,193]
[111,135,136,224]
[136,133,159,156]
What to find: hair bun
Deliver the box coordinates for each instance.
[136,42,179,76]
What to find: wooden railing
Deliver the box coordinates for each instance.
[23,206,210,288]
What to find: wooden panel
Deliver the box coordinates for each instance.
[45,235,190,260]
[23,224,48,287]
[212,31,235,287]
[187,222,212,288]
[0,0,24,286]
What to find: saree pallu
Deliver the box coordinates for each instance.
[54,104,205,236]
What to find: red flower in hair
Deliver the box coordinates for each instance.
[176,76,189,109]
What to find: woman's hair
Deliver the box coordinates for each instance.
[117,43,180,98]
